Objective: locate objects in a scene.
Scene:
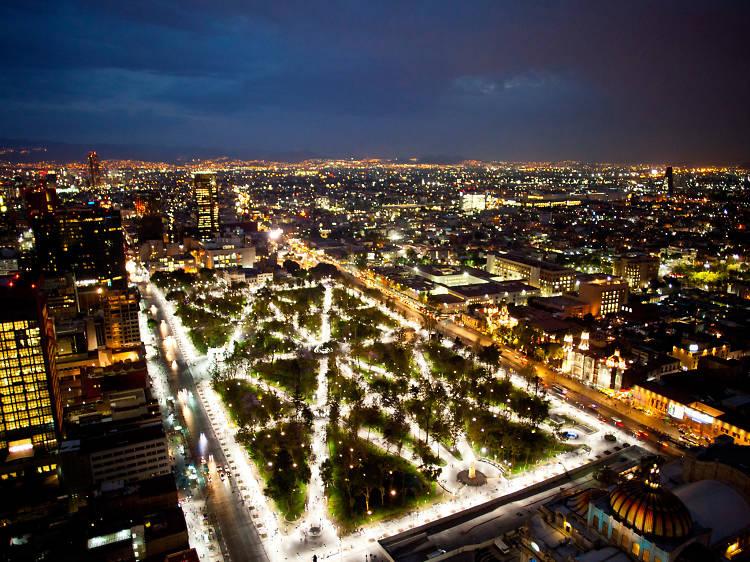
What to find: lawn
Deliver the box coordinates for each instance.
[323,428,436,531]
[212,379,291,427]
[330,315,381,342]
[464,410,571,472]
[355,342,416,378]
[252,357,319,402]
[240,421,311,521]
[174,301,233,353]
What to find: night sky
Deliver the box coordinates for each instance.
[1,1,749,163]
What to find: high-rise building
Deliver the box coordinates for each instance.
[665,166,674,197]
[102,286,141,349]
[87,151,101,188]
[31,205,126,284]
[460,192,487,212]
[134,192,165,241]
[0,278,62,461]
[23,171,59,218]
[193,172,219,241]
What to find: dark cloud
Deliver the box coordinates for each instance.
[0,0,748,162]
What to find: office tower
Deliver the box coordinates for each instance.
[23,171,59,218]
[31,206,126,284]
[0,278,62,461]
[460,192,487,212]
[102,286,141,349]
[193,172,219,241]
[133,191,162,217]
[133,191,165,241]
[87,151,102,188]
[666,166,674,197]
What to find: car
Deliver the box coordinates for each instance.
[612,417,624,427]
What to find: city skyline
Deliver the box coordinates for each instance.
[0,153,748,562]
[1,3,749,561]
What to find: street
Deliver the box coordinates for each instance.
[141,283,269,562]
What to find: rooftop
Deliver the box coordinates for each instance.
[492,252,572,272]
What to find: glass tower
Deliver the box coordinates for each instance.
[193,172,219,241]
[0,280,61,459]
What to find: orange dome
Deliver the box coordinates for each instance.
[566,488,607,517]
[609,478,693,538]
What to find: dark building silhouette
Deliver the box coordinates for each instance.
[23,171,59,218]
[87,151,101,188]
[666,166,674,197]
[134,191,165,241]
[31,205,126,284]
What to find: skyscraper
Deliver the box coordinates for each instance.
[0,278,62,461]
[23,171,59,218]
[31,205,126,284]
[666,166,674,197]
[102,286,141,349]
[87,151,101,188]
[193,172,219,241]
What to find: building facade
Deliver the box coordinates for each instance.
[193,172,219,241]
[103,286,141,349]
[87,423,170,484]
[561,334,629,390]
[613,254,659,291]
[32,206,126,284]
[578,278,629,317]
[0,281,62,460]
[486,252,576,296]
[195,241,255,269]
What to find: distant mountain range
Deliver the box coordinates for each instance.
[2,139,744,168]
[0,139,327,164]
[0,138,475,165]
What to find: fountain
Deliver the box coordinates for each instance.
[457,461,487,487]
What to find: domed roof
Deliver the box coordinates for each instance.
[609,466,693,539]
[566,488,606,517]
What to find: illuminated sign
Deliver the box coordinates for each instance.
[685,407,713,425]
[8,439,33,454]
[667,403,684,420]
[689,344,699,353]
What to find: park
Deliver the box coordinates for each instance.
[149,265,589,556]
